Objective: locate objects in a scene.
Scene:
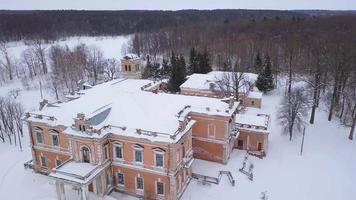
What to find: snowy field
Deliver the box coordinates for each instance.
[5,35,132,60]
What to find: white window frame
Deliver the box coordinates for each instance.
[106,171,111,187]
[117,172,125,186]
[135,176,144,191]
[35,128,44,144]
[208,124,216,138]
[133,145,144,165]
[80,145,91,163]
[154,150,164,168]
[55,159,62,167]
[103,144,109,161]
[50,131,59,147]
[40,155,47,168]
[156,181,164,196]
[113,143,123,161]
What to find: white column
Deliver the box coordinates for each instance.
[56,181,66,200]
[93,179,98,195]
[81,185,89,200]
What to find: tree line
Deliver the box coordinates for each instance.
[130,14,356,140]
[0,10,306,42]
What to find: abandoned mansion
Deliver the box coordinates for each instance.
[24,55,270,200]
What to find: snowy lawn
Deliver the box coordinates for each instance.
[0,81,355,200]
[182,89,356,200]
[6,35,132,60]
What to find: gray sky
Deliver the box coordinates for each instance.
[0,0,355,10]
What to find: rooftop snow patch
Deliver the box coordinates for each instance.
[28,78,238,143]
[49,160,109,184]
[235,107,270,133]
[180,71,257,93]
[248,91,263,99]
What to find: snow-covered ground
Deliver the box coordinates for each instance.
[182,88,356,200]
[6,35,132,60]
[0,72,355,199]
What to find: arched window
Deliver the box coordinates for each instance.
[81,146,91,163]
[35,127,44,144]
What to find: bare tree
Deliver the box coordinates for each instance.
[25,39,48,74]
[86,46,105,85]
[103,58,118,81]
[278,88,309,141]
[0,41,14,81]
[214,59,252,100]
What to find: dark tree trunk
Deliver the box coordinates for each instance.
[349,105,356,140]
[310,73,320,124]
[328,75,339,121]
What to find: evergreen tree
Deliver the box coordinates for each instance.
[161,58,170,77]
[263,55,275,91]
[256,54,275,92]
[198,48,212,74]
[142,55,153,79]
[188,47,199,74]
[254,52,263,74]
[168,52,186,93]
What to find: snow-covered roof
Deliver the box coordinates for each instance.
[248,91,263,99]
[27,78,238,143]
[49,160,109,184]
[180,71,257,93]
[122,53,140,60]
[235,107,270,133]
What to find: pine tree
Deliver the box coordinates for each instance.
[256,54,275,93]
[263,55,275,91]
[142,55,153,79]
[188,47,199,74]
[254,52,263,74]
[161,58,170,77]
[168,52,186,93]
[198,48,212,74]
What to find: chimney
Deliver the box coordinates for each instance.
[39,99,48,111]
[228,96,234,109]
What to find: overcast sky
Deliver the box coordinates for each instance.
[0,0,355,10]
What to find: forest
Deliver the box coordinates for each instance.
[0,9,306,41]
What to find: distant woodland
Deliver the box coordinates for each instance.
[0,9,306,41]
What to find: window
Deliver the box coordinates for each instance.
[136,177,144,190]
[103,144,109,160]
[40,156,46,167]
[251,100,255,106]
[156,181,164,195]
[106,172,111,186]
[128,65,132,71]
[181,143,186,158]
[133,145,144,164]
[155,153,164,168]
[56,159,62,167]
[257,142,263,151]
[81,146,90,163]
[51,134,59,147]
[117,173,124,185]
[35,128,44,144]
[114,143,123,160]
[208,124,216,138]
[135,149,143,163]
[125,65,128,71]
